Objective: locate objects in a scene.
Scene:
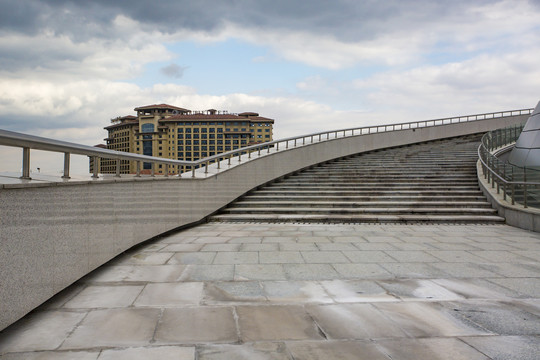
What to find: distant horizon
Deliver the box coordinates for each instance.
[0,105,534,176]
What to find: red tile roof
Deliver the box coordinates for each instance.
[134,104,190,112]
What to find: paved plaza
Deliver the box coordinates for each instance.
[1,222,540,359]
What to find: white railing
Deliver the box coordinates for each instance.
[0,108,533,180]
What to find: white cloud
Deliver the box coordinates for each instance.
[352,46,540,120]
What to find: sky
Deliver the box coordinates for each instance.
[1,0,540,174]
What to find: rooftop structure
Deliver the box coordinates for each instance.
[508,101,540,167]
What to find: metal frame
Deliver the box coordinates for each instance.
[0,108,533,180]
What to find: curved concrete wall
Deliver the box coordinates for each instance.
[0,113,529,330]
[477,146,540,232]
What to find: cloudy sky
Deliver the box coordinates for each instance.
[1,0,539,174]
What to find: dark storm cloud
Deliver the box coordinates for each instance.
[1,0,495,41]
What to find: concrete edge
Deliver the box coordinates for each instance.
[477,160,540,232]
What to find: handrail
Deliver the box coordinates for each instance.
[478,124,540,208]
[0,108,534,180]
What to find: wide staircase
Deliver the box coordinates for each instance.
[211,134,505,224]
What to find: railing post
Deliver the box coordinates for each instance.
[151,163,155,177]
[192,164,196,178]
[502,165,506,200]
[511,184,515,205]
[92,156,99,178]
[164,164,169,177]
[136,161,141,177]
[62,152,71,179]
[115,159,121,178]
[487,156,491,183]
[524,166,528,208]
[20,147,31,179]
[205,161,209,174]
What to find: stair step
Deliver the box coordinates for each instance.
[244,195,488,201]
[221,207,498,215]
[211,214,505,224]
[232,201,492,208]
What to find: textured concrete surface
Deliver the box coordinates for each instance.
[1,222,539,359]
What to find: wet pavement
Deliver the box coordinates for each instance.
[1,222,539,359]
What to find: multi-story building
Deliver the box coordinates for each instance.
[96,104,274,175]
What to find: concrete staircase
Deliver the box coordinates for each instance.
[211,135,505,224]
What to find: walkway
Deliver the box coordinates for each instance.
[0,222,539,359]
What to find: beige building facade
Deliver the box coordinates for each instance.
[97,104,274,174]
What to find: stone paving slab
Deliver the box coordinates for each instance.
[1,223,540,359]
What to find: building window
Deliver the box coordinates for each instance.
[141,123,154,133]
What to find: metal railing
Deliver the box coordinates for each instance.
[0,108,533,181]
[478,124,540,208]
